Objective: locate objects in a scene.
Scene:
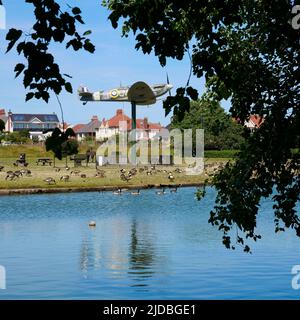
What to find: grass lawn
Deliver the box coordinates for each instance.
[0,145,231,191]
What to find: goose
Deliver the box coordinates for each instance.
[44,177,56,185]
[113,188,122,195]
[168,173,175,181]
[131,189,140,196]
[60,175,70,182]
[156,188,166,195]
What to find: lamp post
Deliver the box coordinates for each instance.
[131,101,137,165]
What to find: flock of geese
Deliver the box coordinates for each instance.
[1,163,184,194]
[113,186,179,196]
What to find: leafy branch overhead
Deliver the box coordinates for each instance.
[5,0,95,102]
[103,0,300,252]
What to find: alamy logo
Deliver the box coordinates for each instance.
[0,5,6,30]
[0,265,6,290]
[292,5,300,30]
[291,265,300,290]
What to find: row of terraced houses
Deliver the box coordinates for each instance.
[0,108,164,142]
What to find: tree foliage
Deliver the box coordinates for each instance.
[0,119,5,132]
[4,0,300,251]
[45,127,77,161]
[4,0,95,102]
[103,0,300,252]
[171,94,245,150]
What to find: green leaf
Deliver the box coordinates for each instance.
[65,82,73,93]
[6,29,23,53]
[25,92,34,102]
[72,7,81,15]
[14,63,25,78]
[83,30,92,36]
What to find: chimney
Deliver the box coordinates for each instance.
[143,117,149,129]
[91,115,98,122]
[0,109,5,116]
[116,109,123,116]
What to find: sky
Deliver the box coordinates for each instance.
[0,1,230,126]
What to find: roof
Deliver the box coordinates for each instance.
[104,109,162,131]
[233,114,264,128]
[107,109,131,128]
[75,119,101,134]
[10,113,59,123]
[73,124,85,133]
[0,109,7,122]
[249,115,264,127]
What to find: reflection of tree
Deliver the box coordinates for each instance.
[80,238,89,274]
[128,219,156,286]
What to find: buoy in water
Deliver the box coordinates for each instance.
[89,221,96,227]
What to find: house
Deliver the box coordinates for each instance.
[73,116,101,142]
[5,111,60,140]
[96,109,163,141]
[245,115,264,131]
[234,114,264,132]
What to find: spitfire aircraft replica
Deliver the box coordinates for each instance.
[78,81,173,106]
[78,81,173,163]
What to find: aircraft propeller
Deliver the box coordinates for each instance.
[166,73,173,96]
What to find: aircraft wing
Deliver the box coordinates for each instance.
[127,81,156,105]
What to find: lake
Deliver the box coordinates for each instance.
[0,187,299,299]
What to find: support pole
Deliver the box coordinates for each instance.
[131,101,137,165]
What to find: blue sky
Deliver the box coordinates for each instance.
[0,1,229,126]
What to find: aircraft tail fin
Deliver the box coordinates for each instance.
[78,86,93,97]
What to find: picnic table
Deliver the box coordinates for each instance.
[36,158,53,166]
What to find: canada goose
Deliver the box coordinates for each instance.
[60,175,70,182]
[81,174,87,179]
[168,173,175,181]
[156,188,166,195]
[113,188,122,195]
[44,177,56,185]
[55,168,61,172]
[131,189,140,196]
[22,169,31,176]
[65,167,70,171]
[14,170,23,177]
[71,170,80,176]
[0,166,4,171]
[5,172,17,181]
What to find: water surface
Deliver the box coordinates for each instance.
[0,187,299,299]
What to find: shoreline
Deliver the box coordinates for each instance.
[0,182,204,196]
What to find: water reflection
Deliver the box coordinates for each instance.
[79,215,161,289]
[128,219,156,288]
